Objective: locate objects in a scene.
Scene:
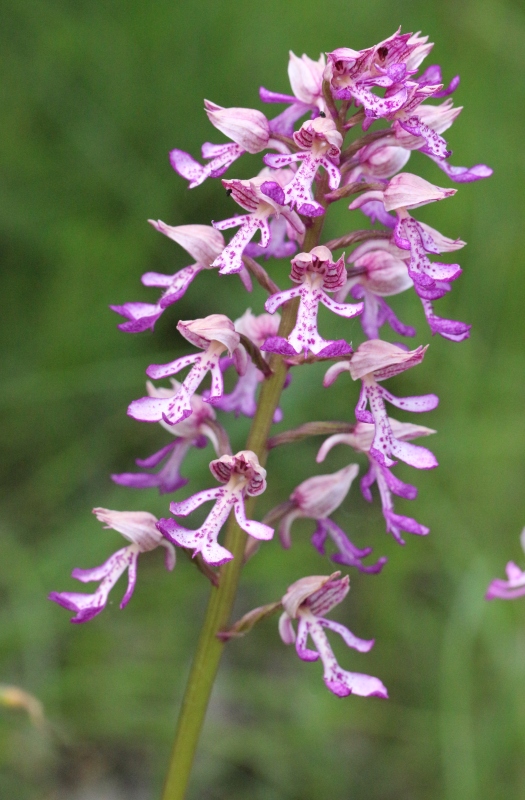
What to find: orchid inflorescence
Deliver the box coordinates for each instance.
[51,28,491,705]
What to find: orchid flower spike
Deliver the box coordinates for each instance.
[128,315,247,426]
[211,172,305,274]
[339,239,415,340]
[49,509,175,623]
[113,381,221,494]
[279,573,388,698]
[260,51,326,136]
[263,246,362,358]
[266,464,386,572]
[170,102,274,188]
[157,451,273,566]
[324,340,439,470]
[486,529,525,600]
[213,309,283,420]
[350,173,471,341]
[263,117,343,216]
[317,419,434,544]
[111,224,227,334]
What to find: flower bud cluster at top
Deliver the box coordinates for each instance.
[50,29,491,699]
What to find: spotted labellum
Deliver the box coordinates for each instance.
[157,451,273,566]
[279,573,388,698]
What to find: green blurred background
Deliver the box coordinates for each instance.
[2,0,525,797]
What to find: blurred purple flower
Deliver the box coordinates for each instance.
[113,381,219,494]
[486,529,525,600]
[266,464,386,572]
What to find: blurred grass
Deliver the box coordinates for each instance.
[2,0,525,797]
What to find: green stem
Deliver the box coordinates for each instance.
[160,192,327,800]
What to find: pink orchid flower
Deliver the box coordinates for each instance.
[324,340,439,470]
[49,509,175,623]
[279,573,388,698]
[128,315,247,426]
[263,246,362,357]
[157,451,273,566]
[317,419,435,544]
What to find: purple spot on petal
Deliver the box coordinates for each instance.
[317,340,353,358]
[260,181,285,206]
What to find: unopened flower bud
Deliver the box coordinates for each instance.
[204,100,270,153]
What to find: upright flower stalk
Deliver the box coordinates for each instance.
[50,30,491,800]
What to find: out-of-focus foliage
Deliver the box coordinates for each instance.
[1,0,525,797]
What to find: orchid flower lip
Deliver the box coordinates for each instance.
[155,451,272,566]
